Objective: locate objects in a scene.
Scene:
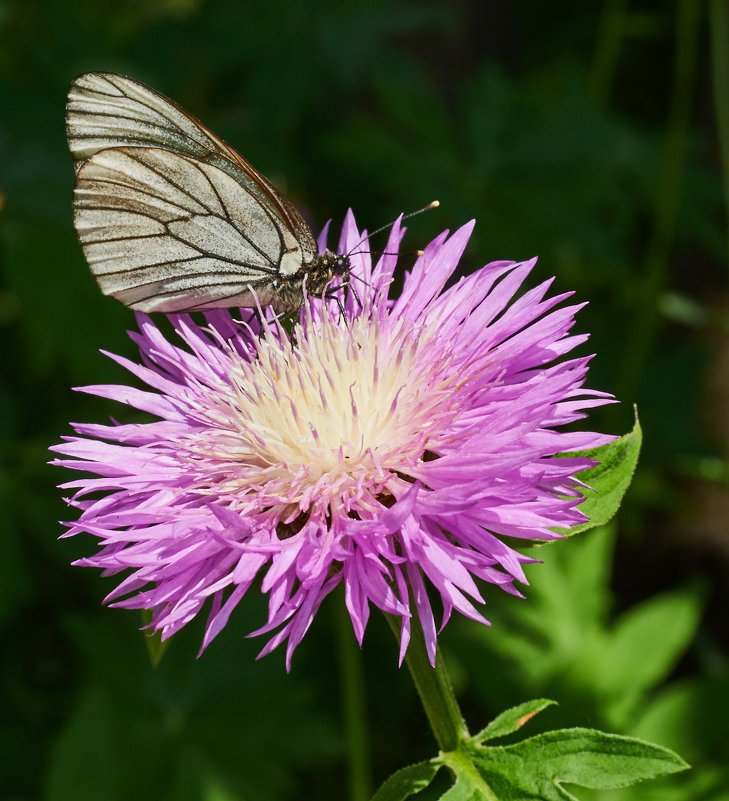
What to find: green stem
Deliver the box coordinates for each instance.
[336,596,371,801]
[616,0,701,407]
[709,0,729,269]
[589,0,629,105]
[384,613,469,753]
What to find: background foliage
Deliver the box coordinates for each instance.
[1,1,727,799]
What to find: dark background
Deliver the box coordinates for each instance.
[1,1,728,799]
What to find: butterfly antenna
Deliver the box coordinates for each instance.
[336,201,440,316]
[346,200,440,257]
[370,199,440,241]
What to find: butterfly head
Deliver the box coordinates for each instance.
[305,251,351,292]
[330,254,350,280]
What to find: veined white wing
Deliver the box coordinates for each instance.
[66,71,317,260]
[74,146,306,313]
[66,72,351,314]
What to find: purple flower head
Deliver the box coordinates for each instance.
[51,212,613,669]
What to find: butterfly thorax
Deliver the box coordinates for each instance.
[274,252,351,311]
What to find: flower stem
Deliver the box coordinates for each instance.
[336,594,371,801]
[589,0,629,105]
[384,613,469,753]
[616,0,700,407]
[709,0,729,269]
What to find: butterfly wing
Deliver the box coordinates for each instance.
[74,146,307,313]
[67,72,319,308]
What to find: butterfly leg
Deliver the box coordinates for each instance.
[323,281,363,321]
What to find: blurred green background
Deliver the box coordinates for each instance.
[1,1,728,799]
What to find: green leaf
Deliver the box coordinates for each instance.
[630,667,729,762]
[461,528,617,694]
[45,688,115,801]
[555,413,642,537]
[373,704,689,801]
[595,585,704,726]
[370,760,442,801]
[475,699,557,743]
[447,728,689,801]
[439,776,491,801]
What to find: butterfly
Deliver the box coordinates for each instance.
[66,72,350,314]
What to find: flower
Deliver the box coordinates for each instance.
[51,212,613,669]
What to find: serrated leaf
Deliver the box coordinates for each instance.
[376,710,690,801]
[475,699,557,743]
[452,728,688,801]
[555,414,642,537]
[370,760,442,801]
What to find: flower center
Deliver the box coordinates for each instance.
[191,307,462,520]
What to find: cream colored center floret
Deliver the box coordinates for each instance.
[213,312,452,503]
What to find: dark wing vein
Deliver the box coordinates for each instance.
[195,160,229,222]
[88,229,280,277]
[123,150,219,218]
[122,150,285,268]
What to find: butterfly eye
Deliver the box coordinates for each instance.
[333,256,350,276]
